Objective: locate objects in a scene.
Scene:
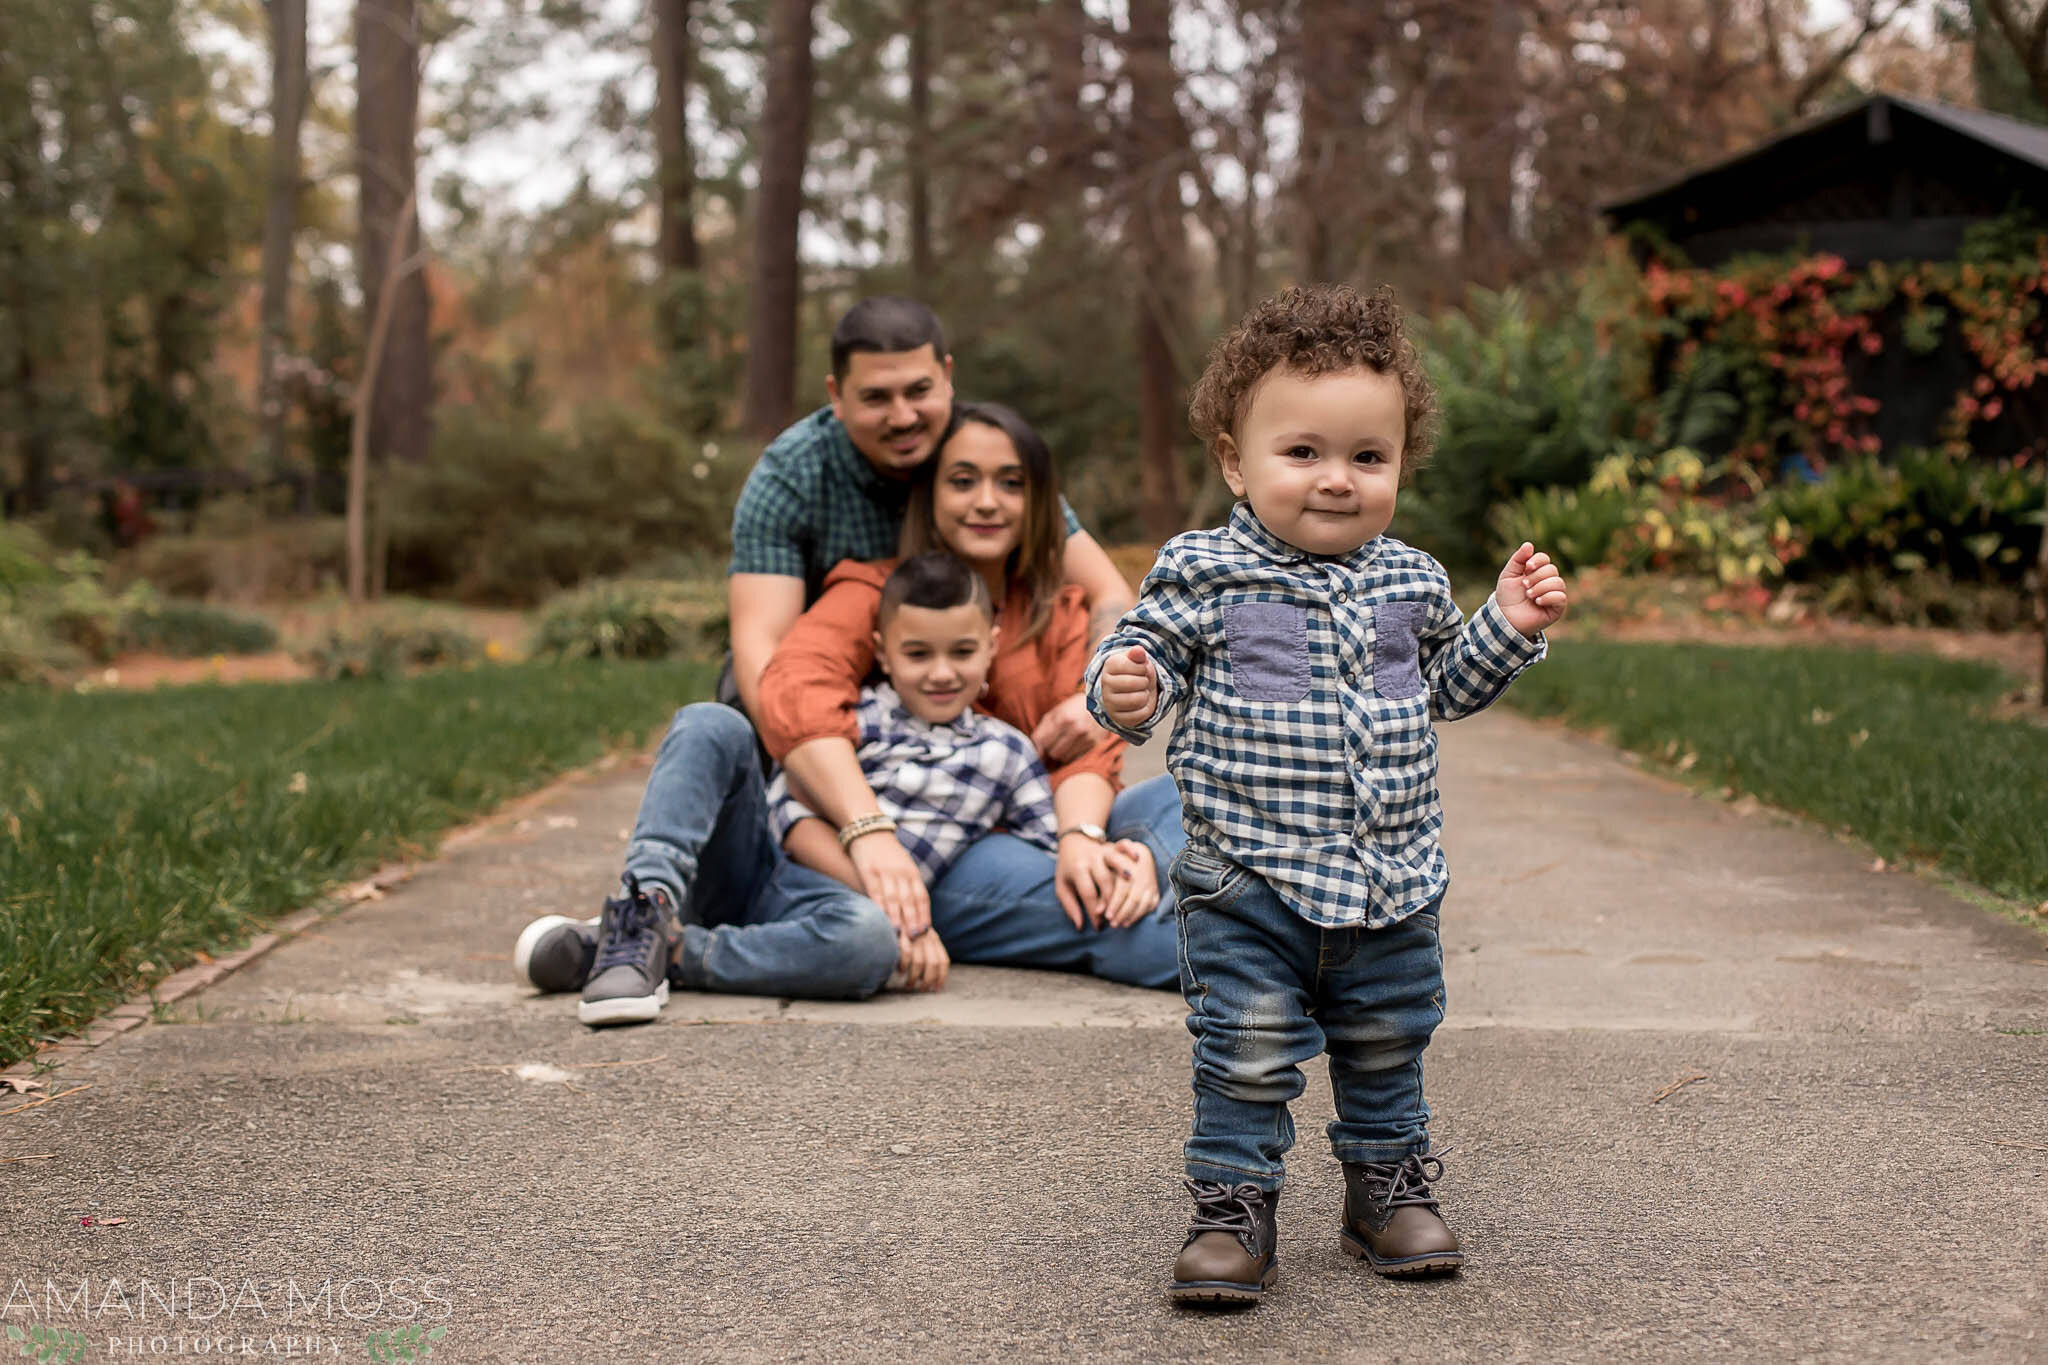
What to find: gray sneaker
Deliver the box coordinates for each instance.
[512,914,600,994]
[577,874,677,1028]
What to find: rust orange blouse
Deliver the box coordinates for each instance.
[755,559,1126,792]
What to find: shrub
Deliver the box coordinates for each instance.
[0,610,80,687]
[1490,449,1798,586]
[300,622,481,681]
[31,555,159,663]
[1761,449,2042,585]
[382,403,749,605]
[1634,245,2048,467]
[1484,483,1637,574]
[117,518,348,602]
[1406,265,1655,572]
[0,522,58,595]
[119,601,279,657]
[529,579,727,662]
[1812,567,2034,631]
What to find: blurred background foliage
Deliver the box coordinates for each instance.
[0,0,2043,683]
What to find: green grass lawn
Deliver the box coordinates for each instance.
[0,660,713,1066]
[1506,640,2048,909]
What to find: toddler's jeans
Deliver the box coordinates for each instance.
[1172,846,1446,1191]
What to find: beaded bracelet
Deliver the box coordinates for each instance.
[837,812,899,850]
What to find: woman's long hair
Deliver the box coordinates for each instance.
[898,401,1065,646]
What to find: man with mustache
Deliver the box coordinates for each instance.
[726,296,1134,762]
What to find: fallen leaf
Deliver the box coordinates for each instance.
[1809,708,1834,726]
[287,771,308,795]
[1869,858,1888,874]
[1848,729,1870,749]
[1675,751,1698,772]
[338,881,385,905]
[79,1216,129,1228]
[543,815,578,830]
[888,1143,914,1156]
[0,1078,45,1095]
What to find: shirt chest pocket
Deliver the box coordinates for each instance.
[1372,600,1427,700]
[1222,602,1310,703]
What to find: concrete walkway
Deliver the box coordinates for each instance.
[3,711,2044,1363]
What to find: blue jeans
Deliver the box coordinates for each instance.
[623,704,898,1000]
[1172,846,1446,1190]
[926,775,1185,990]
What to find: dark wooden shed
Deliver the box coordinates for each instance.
[1603,93,2048,267]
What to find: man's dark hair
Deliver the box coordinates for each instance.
[878,552,994,627]
[831,297,948,381]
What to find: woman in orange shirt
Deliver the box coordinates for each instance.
[759,402,1182,989]
[511,403,1179,1021]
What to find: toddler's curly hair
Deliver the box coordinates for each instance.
[1187,284,1438,481]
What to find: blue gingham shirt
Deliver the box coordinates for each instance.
[1084,503,1546,929]
[730,407,1084,604]
[765,681,1059,885]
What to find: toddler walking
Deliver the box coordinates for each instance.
[1086,284,1568,1303]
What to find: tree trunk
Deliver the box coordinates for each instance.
[355,0,433,481]
[2038,470,2047,707]
[908,0,933,282]
[1455,0,1523,289]
[1126,0,1186,543]
[0,118,52,513]
[259,0,308,474]
[742,0,815,441]
[348,190,418,606]
[651,0,701,277]
[1293,0,1366,283]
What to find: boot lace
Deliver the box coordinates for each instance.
[1184,1180,1267,1255]
[1358,1149,1451,1213]
[593,873,665,972]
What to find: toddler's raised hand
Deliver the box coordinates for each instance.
[1496,542,1569,638]
[1100,645,1160,727]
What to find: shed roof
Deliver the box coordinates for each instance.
[1602,93,2048,221]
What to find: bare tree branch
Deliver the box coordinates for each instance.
[1792,0,1910,114]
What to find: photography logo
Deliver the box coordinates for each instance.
[6,1324,87,1363]
[362,1325,446,1361]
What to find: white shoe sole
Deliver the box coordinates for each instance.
[577,980,669,1027]
[512,914,597,989]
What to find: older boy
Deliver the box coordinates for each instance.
[515,554,1064,1014]
[1087,285,1568,1304]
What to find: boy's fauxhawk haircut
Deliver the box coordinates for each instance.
[1187,284,1439,481]
[831,297,948,380]
[879,552,995,627]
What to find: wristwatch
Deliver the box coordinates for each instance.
[1057,823,1109,843]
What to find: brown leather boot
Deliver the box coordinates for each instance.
[1339,1151,1465,1276]
[1167,1180,1280,1305]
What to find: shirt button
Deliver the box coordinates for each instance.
[1335,590,1349,603]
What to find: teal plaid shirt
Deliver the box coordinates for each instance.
[730,407,1084,603]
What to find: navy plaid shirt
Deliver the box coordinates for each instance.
[765,681,1059,885]
[1084,503,1546,929]
[730,407,1084,602]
